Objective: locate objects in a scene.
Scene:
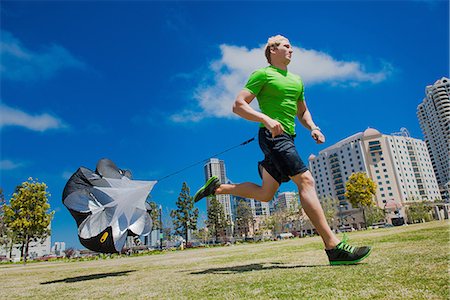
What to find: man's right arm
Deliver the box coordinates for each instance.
[232,90,284,137]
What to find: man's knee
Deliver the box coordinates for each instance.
[292,171,315,189]
[258,188,276,202]
[259,195,273,202]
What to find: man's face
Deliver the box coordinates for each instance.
[272,39,293,64]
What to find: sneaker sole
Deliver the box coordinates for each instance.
[329,247,372,266]
[194,176,218,202]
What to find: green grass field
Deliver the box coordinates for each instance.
[1,221,448,299]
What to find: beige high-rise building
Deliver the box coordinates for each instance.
[417,77,450,201]
[204,158,233,221]
[309,128,441,225]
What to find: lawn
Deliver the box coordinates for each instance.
[1,221,448,299]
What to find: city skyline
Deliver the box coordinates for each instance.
[1,1,448,248]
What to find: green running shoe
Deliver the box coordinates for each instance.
[193,176,220,203]
[326,235,372,265]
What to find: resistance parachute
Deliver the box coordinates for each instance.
[62,159,157,253]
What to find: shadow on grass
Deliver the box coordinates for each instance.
[40,270,136,284]
[189,262,337,274]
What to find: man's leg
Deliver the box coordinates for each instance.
[290,170,340,249]
[292,170,372,265]
[216,168,279,202]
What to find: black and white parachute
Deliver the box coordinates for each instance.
[62,159,157,253]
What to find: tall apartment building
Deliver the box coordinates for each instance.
[417,77,450,201]
[309,128,441,224]
[204,158,233,221]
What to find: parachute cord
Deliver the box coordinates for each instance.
[157,135,256,182]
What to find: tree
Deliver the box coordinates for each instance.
[147,201,161,231]
[170,182,198,243]
[320,196,339,228]
[270,209,290,236]
[365,206,386,226]
[0,188,9,248]
[64,247,77,259]
[145,200,161,245]
[206,196,228,243]
[3,178,54,263]
[235,200,254,239]
[287,205,309,237]
[0,188,15,259]
[192,227,211,245]
[258,215,275,238]
[406,201,432,223]
[345,172,377,228]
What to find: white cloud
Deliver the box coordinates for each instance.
[0,30,85,81]
[0,103,67,132]
[0,159,24,170]
[172,44,392,122]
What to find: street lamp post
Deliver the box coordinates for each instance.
[339,204,344,228]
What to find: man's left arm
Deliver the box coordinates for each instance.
[297,100,325,144]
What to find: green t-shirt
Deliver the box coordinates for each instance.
[244,65,305,136]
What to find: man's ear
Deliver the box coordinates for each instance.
[270,46,277,54]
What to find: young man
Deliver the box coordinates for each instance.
[194,35,371,265]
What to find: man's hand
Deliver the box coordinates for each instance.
[264,118,284,138]
[311,129,325,144]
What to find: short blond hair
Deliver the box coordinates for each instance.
[265,35,289,64]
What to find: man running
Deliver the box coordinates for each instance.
[194,35,371,265]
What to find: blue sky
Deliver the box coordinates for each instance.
[1,1,448,248]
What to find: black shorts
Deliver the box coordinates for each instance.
[258,128,309,185]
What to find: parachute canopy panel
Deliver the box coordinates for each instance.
[62,158,156,253]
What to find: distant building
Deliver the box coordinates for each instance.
[232,196,271,219]
[275,192,299,212]
[309,128,441,225]
[0,234,51,261]
[254,199,272,217]
[232,195,272,237]
[204,158,233,222]
[417,77,450,201]
[51,241,66,255]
